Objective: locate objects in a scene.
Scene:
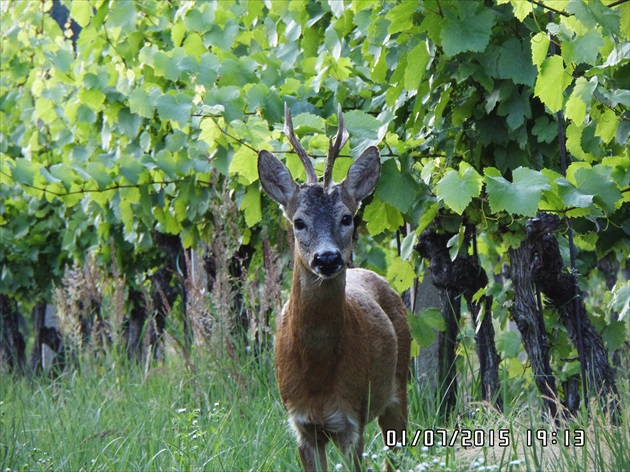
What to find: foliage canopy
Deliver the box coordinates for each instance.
[1,0,629,368]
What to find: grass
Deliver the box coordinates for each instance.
[1,346,628,471]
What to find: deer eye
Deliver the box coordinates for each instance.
[341,215,353,227]
[294,218,307,231]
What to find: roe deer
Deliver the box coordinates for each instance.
[258,104,411,471]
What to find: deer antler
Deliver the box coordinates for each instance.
[323,104,349,188]
[284,103,318,184]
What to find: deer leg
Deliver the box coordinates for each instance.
[351,431,364,472]
[298,438,328,472]
[378,403,407,472]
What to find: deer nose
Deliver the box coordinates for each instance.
[312,251,344,277]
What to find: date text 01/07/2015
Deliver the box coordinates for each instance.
[385,429,586,448]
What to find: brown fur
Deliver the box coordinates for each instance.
[275,258,410,471]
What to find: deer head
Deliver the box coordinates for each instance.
[258,104,381,279]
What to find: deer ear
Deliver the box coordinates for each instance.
[341,146,380,208]
[258,150,298,208]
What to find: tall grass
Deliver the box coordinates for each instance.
[1,345,628,471]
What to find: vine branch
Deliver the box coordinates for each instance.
[530,0,570,17]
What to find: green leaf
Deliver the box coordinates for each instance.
[532,116,558,143]
[416,201,439,235]
[106,0,137,32]
[363,198,404,235]
[70,0,93,28]
[386,2,417,35]
[497,330,522,358]
[534,55,566,113]
[565,77,595,124]
[405,42,430,91]
[419,307,446,331]
[118,156,145,185]
[567,0,620,35]
[562,29,605,66]
[171,22,186,47]
[156,151,179,179]
[556,178,595,208]
[85,162,113,189]
[572,165,622,213]
[292,113,326,134]
[39,167,61,184]
[49,164,77,190]
[511,0,533,21]
[35,97,57,124]
[11,159,39,186]
[498,86,532,130]
[184,6,214,33]
[408,314,435,349]
[441,2,495,57]
[241,185,262,227]
[156,93,193,127]
[386,256,415,292]
[205,19,239,51]
[484,167,551,216]
[343,110,382,140]
[78,88,106,111]
[594,108,618,144]
[497,38,536,86]
[129,89,155,119]
[436,164,483,214]
[409,307,446,349]
[229,146,259,185]
[199,117,223,150]
[531,32,550,67]
[601,320,626,351]
[351,0,376,13]
[611,282,630,321]
[376,159,420,213]
[506,358,525,378]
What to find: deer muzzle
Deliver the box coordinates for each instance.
[311,250,344,278]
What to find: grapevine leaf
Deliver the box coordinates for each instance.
[534,55,566,113]
[364,198,404,236]
[241,185,262,227]
[594,108,618,144]
[484,167,551,216]
[229,146,259,185]
[11,159,39,186]
[532,116,558,143]
[562,29,605,66]
[377,159,420,213]
[531,32,550,67]
[129,89,155,119]
[409,308,446,348]
[344,110,383,140]
[156,92,193,127]
[408,314,436,349]
[441,2,495,57]
[436,164,483,215]
[70,0,93,28]
[611,282,630,321]
[404,43,430,92]
[567,0,620,35]
[497,330,522,358]
[497,38,536,86]
[387,257,415,292]
[386,2,417,35]
[573,165,622,213]
[602,320,626,351]
[511,0,533,21]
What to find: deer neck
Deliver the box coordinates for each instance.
[288,258,347,352]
